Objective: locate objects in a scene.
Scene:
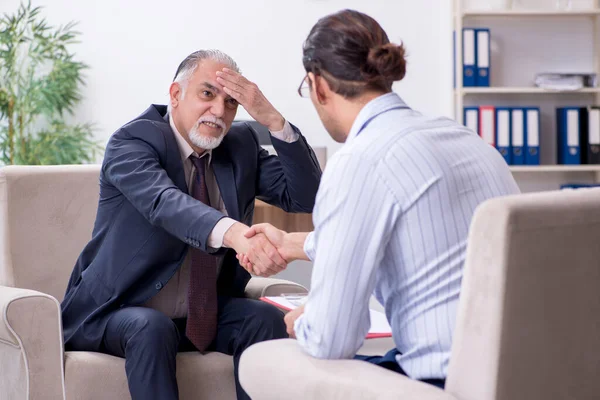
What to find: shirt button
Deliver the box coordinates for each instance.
[155,282,163,290]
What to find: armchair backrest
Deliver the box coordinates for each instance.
[0,165,101,302]
[446,188,600,400]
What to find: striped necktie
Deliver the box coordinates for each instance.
[186,155,219,352]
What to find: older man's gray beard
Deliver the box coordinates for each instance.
[188,121,226,150]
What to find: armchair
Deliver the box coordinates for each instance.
[0,165,307,399]
[240,188,600,400]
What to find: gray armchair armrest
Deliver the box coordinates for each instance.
[244,277,308,300]
[240,339,457,400]
[0,285,65,400]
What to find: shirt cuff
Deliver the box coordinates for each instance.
[208,217,237,249]
[294,313,307,341]
[303,231,316,262]
[269,120,299,143]
[294,312,322,352]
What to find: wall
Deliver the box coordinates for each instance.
[1,0,454,157]
[4,1,596,287]
[0,0,453,288]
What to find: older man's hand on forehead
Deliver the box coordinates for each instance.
[216,68,285,132]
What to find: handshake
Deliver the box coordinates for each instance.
[223,222,307,277]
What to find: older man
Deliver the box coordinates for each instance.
[60,50,321,400]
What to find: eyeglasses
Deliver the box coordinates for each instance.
[297,74,311,98]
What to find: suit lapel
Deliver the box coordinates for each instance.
[159,108,239,217]
[212,143,241,221]
[161,113,188,194]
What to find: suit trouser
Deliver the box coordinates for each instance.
[354,349,446,389]
[100,296,288,400]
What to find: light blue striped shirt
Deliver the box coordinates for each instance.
[294,92,520,380]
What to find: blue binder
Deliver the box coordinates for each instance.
[475,28,490,87]
[510,108,525,165]
[556,107,581,165]
[462,28,477,87]
[463,107,479,134]
[561,183,600,189]
[495,107,511,164]
[524,107,540,165]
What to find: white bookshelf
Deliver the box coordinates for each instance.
[454,0,600,191]
[510,165,600,184]
[460,87,600,94]
[461,9,600,17]
[510,165,600,172]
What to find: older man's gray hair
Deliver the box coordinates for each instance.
[168,49,240,112]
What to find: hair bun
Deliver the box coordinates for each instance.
[365,42,407,82]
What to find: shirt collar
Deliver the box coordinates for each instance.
[346,92,409,143]
[169,114,212,164]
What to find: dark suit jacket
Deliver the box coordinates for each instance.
[61,104,321,351]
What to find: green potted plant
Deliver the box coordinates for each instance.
[0,0,101,165]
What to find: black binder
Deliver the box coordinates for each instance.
[579,106,600,164]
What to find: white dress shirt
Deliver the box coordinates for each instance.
[143,115,298,318]
[295,93,520,380]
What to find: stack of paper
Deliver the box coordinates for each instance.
[260,295,392,339]
[534,73,597,91]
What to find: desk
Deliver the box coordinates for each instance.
[253,200,314,232]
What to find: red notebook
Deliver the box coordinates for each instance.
[260,296,392,339]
